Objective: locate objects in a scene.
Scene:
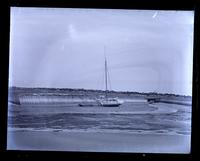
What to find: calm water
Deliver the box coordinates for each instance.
[8,102,191,135]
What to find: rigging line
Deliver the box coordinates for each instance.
[96,71,101,91]
[105,58,108,92]
[101,65,105,91]
[104,46,111,91]
[106,58,112,91]
[104,45,106,60]
[107,68,112,91]
[96,63,104,91]
[104,45,107,91]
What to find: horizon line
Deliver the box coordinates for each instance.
[9,86,192,97]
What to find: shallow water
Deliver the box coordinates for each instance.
[8,102,191,135]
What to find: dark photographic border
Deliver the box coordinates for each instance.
[0,0,199,160]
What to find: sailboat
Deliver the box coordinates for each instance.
[98,50,122,107]
[79,47,122,107]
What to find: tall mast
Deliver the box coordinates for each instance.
[104,46,108,100]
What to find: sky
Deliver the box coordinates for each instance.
[9,7,194,95]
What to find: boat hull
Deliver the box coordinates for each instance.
[101,103,121,107]
[78,102,99,107]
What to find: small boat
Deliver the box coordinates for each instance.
[79,103,95,107]
[78,101,98,107]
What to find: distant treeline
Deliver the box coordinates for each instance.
[9,86,192,97]
[8,86,192,105]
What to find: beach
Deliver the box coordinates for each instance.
[7,130,190,153]
[7,101,191,153]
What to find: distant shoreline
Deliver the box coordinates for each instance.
[8,86,192,106]
[9,86,192,97]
